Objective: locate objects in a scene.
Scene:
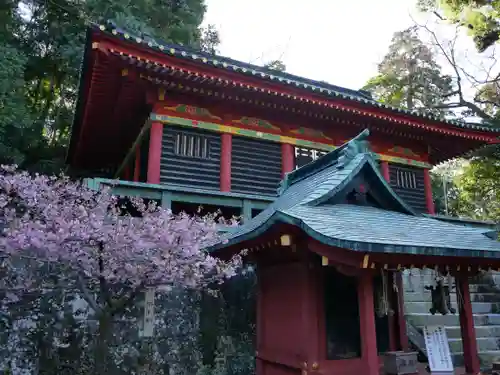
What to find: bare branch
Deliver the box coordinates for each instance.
[411,17,497,123]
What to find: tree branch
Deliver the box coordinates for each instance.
[110,284,144,316]
[413,19,497,123]
[98,241,113,310]
[76,274,100,314]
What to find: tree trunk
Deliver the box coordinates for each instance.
[95,312,112,375]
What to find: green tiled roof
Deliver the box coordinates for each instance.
[207,131,500,258]
[95,21,500,134]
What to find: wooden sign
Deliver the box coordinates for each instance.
[294,146,328,169]
[140,288,156,337]
[423,325,454,373]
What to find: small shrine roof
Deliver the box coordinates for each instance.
[208,130,500,258]
[93,21,500,134]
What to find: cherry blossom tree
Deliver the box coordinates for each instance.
[0,166,241,375]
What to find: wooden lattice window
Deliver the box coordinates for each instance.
[174,132,210,159]
[395,169,418,190]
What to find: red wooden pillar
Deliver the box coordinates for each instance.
[457,272,480,374]
[256,266,264,375]
[381,160,390,182]
[423,168,435,215]
[133,145,141,182]
[303,254,321,371]
[220,133,232,192]
[358,272,379,375]
[388,271,398,352]
[147,121,163,184]
[123,166,130,180]
[281,143,295,177]
[396,272,409,351]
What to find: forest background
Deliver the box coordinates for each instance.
[1,0,500,374]
[2,0,500,221]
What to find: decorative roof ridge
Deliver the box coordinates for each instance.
[297,154,417,216]
[278,129,370,195]
[95,21,373,104]
[91,21,500,135]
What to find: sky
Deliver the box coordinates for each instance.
[202,0,419,90]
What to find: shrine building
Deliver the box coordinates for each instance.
[70,21,500,375]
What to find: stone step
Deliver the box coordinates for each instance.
[452,350,500,368]
[404,283,497,294]
[448,337,500,353]
[469,283,499,293]
[446,325,500,339]
[484,272,500,285]
[406,313,500,327]
[405,301,500,314]
[404,291,500,303]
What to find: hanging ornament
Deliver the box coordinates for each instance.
[376,270,393,317]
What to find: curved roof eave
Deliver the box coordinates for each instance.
[92,21,500,135]
[207,210,500,259]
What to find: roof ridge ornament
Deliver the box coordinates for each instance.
[277,129,371,196]
[337,129,371,169]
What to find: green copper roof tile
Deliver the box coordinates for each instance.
[206,130,500,258]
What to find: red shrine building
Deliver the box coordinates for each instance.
[70,21,500,375]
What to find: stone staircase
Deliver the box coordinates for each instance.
[403,269,500,368]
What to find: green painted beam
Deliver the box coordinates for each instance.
[161,191,172,209]
[86,178,276,211]
[169,192,245,207]
[242,199,252,222]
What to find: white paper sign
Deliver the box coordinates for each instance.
[141,288,155,337]
[423,325,454,373]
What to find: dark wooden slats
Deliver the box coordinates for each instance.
[160,126,221,190]
[231,136,282,196]
[389,164,427,213]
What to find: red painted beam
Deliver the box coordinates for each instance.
[423,169,436,215]
[368,251,500,270]
[147,122,163,184]
[96,35,499,142]
[457,272,480,374]
[308,239,364,268]
[220,133,232,192]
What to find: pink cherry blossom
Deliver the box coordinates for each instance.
[0,165,242,315]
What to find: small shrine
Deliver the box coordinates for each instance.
[207,130,500,375]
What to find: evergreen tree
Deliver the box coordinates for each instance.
[0,0,219,174]
[418,0,500,52]
[363,28,454,117]
[264,60,286,72]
